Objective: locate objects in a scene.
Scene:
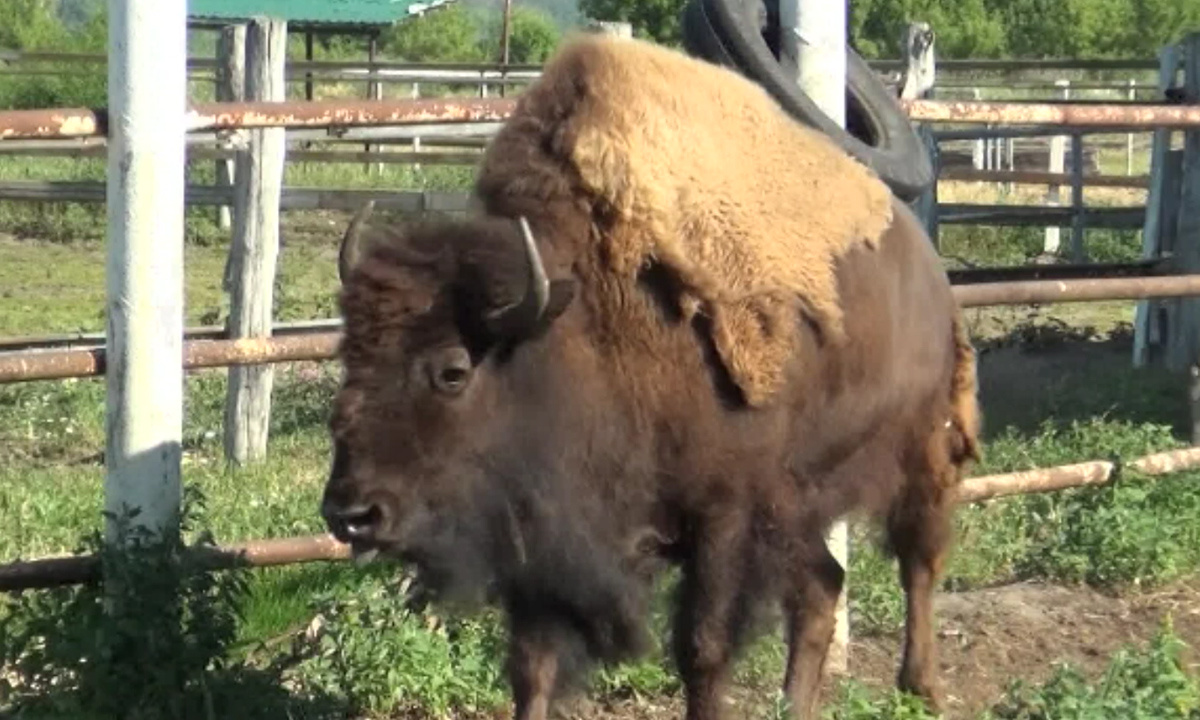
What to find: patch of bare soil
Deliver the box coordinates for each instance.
[844,579,1200,718]
[541,580,1200,720]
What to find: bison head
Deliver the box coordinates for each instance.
[320,203,581,601]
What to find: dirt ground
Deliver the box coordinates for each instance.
[550,579,1200,720]
[847,578,1200,718]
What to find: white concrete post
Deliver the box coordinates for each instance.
[104,0,187,539]
[781,0,850,676]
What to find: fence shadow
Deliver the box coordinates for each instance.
[974,322,1190,441]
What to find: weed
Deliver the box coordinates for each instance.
[0,487,348,719]
[985,620,1200,719]
[822,624,1200,720]
[821,681,941,720]
[287,569,510,718]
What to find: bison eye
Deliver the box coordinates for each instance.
[438,366,469,392]
[428,347,473,396]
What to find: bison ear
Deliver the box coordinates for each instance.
[482,216,576,340]
[338,200,377,283]
[484,279,575,341]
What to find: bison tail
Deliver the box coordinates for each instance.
[948,312,982,467]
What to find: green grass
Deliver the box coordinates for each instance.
[0,154,477,247]
[3,280,1200,717]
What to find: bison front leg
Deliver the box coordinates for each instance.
[781,535,845,720]
[506,614,563,720]
[672,515,747,720]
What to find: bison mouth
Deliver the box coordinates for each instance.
[349,534,498,611]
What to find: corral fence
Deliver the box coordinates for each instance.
[0,36,1180,241]
[0,9,1198,677]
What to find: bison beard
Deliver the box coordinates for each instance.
[324,32,981,720]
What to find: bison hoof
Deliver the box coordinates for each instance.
[897,668,944,716]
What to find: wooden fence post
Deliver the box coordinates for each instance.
[1127,79,1137,175]
[1177,33,1200,441]
[215,24,245,233]
[901,22,939,244]
[1070,131,1086,261]
[1132,44,1185,368]
[365,32,382,175]
[223,16,288,466]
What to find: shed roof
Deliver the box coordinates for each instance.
[187,0,459,29]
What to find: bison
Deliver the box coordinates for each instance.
[321,33,980,720]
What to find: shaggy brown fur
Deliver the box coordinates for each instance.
[324,34,981,720]
[473,33,895,406]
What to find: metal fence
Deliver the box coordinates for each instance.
[1,34,1200,593]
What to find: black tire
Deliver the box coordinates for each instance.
[680,0,933,201]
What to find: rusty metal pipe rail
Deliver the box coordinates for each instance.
[4,445,1199,593]
[3,97,1200,140]
[0,98,519,140]
[0,334,340,383]
[7,275,1200,384]
[901,98,1200,128]
[0,318,342,354]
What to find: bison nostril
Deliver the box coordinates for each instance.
[332,503,384,540]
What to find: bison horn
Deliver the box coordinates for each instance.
[338,200,376,283]
[518,216,551,320]
[484,215,551,333]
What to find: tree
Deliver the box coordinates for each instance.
[577,0,687,45]
[1122,0,1200,56]
[475,5,563,63]
[502,7,563,63]
[851,0,1007,58]
[381,4,489,62]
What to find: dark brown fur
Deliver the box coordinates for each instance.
[321,40,980,720]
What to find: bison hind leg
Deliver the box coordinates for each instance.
[882,430,961,714]
[780,532,846,720]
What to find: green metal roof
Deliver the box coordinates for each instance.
[187,0,458,28]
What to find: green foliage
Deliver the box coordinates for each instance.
[848,0,1198,58]
[0,489,255,719]
[823,681,942,719]
[846,415,1200,635]
[382,4,490,62]
[1122,0,1200,55]
[986,621,1200,719]
[577,0,686,45]
[978,417,1200,590]
[496,6,565,63]
[568,0,1194,59]
[0,0,108,110]
[288,571,510,718]
[996,0,1139,58]
[382,3,563,63]
[850,0,1008,58]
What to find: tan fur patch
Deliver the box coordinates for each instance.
[480,33,896,406]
